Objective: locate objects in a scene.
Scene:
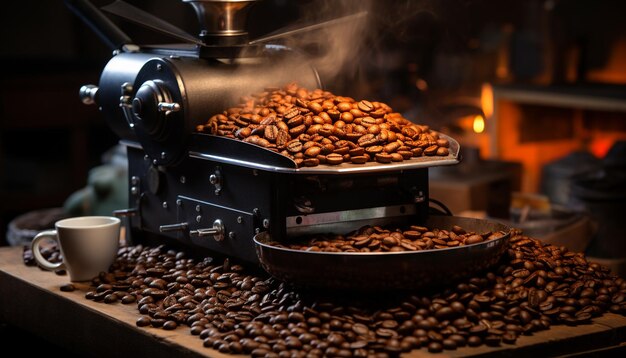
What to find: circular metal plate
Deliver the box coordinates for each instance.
[254,216,510,291]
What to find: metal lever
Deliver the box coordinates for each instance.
[158,102,181,112]
[113,208,138,217]
[119,82,135,128]
[159,222,188,233]
[190,219,225,241]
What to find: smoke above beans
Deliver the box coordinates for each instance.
[196,84,450,167]
[267,224,506,253]
[24,230,626,356]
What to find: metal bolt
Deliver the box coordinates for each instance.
[144,155,149,161]
[253,208,260,215]
[130,186,139,195]
[162,201,168,209]
[161,152,167,159]
[196,215,202,223]
[214,189,221,196]
[153,159,158,165]
[237,216,243,224]
[180,176,186,184]
[228,232,236,239]
[255,228,260,234]
[195,205,201,212]
[156,63,162,71]
[263,219,270,228]
[209,174,218,185]
[176,199,182,206]
[131,176,139,185]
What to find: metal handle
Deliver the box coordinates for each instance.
[113,208,138,217]
[119,82,135,128]
[159,222,188,233]
[190,219,225,241]
[158,102,181,112]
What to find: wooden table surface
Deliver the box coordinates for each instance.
[1,246,626,357]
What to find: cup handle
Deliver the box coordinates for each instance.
[31,230,65,271]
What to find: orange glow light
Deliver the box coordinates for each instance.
[481,83,494,118]
[473,115,485,134]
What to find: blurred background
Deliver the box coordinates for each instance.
[1,0,626,267]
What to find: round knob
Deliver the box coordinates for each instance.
[132,80,171,141]
[79,84,99,105]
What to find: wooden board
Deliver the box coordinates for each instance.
[1,246,625,357]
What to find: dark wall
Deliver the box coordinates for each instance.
[1,0,625,244]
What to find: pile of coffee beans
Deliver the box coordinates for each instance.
[86,234,626,355]
[266,224,507,253]
[23,244,67,275]
[28,232,626,356]
[23,244,62,266]
[196,83,451,167]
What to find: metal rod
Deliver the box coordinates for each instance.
[64,0,133,51]
[249,11,368,45]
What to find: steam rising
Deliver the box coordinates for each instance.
[274,0,437,93]
[283,0,374,86]
[224,0,439,105]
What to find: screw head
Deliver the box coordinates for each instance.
[237,216,243,224]
[228,232,236,239]
[162,201,168,209]
[180,176,186,184]
[160,152,167,159]
[156,63,162,71]
[263,219,270,228]
[195,205,201,212]
[196,215,202,223]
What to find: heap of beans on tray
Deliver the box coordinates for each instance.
[196,84,451,167]
[266,224,507,253]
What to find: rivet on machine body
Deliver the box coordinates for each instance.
[196,215,202,223]
[156,63,162,71]
[229,232,236,239]
[195,205,201,212]
[162,202,168,209]
[131,176,139,185]
[180,176,186,184]
[263,219,270,228]
[237,216,243,224]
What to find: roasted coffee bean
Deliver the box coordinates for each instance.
[428,342,443,353]
[136,316,151,327]
[60,283,76,292]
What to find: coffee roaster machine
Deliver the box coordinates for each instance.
[68,0,487,272]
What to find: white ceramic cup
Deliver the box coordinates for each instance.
[31,216,121,282]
